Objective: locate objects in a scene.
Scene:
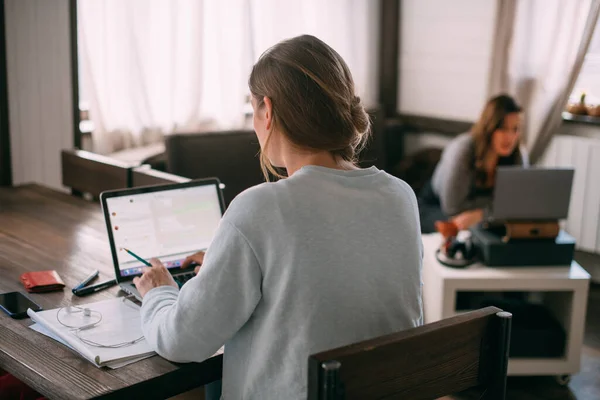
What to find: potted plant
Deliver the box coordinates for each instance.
[566,92,587,115]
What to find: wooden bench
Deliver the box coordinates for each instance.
[61,149,134,199]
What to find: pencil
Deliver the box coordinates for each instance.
[121,248,152,266]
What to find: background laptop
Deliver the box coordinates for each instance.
[100,178,226,301]
[489,167,575,222]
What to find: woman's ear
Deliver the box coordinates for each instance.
[263,96,273,131]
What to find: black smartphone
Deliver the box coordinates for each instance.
[0,291,43,319]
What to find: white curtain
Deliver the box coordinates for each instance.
[248,0,379,108]
[488,0,600,163]
[78,0,378,154]
[78,0,249,154]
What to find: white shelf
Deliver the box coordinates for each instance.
[422,233,591,378]
[422,233,590,284]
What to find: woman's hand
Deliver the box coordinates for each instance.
[181,251,206,274]
[452,209,484,231]
[133,258,178,299]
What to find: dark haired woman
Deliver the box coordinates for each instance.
[132,35,423,399]
[418,94,529,233]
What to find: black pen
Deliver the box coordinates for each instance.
[72,269,99,293]
[72,279,117,297]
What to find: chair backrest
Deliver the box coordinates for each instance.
[131,165,191,187]
[308,307,512,400]
[61,149,133,199]
[165,130,262,206]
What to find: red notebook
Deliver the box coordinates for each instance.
[20,270,65,293]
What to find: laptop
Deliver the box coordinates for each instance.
[488,167,575,222]
[100,178,226,301]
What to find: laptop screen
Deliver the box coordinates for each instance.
[492,167,574,221]
[104,183,223,277]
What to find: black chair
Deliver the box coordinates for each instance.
[165,130,262,206]
[308,306,512,400]
[164,108,386,206]
[131,165,191,187]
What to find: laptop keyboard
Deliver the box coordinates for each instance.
[173,272,195,288]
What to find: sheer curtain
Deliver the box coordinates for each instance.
[248,0,379,108]
[79,0,249,154]
[78,0,378,154]
[488,0,600,163]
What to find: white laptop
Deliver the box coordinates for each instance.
[100,178,226,301]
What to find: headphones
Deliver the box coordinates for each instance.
[57,305,102,331]
[436,236,478,268]
[434,219,478,268]
[446,237,476,260]
[56,301,144,348]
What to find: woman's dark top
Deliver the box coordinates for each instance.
[418,133,528,233]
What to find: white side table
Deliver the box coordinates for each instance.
[422,233,590,380]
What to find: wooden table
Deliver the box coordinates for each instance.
[0,184,222,399]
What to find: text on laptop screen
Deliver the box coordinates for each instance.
[105,185,222,277]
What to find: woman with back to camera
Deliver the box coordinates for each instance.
[132,35,423,399]
[418,94,529,233]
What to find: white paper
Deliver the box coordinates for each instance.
[29,323,153,369]
[27,297,155,367]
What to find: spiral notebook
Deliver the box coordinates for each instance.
[27,297,155,368]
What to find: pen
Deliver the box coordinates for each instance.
[72,269,99,292]
[72,279,117,297]
[122,248,152,267]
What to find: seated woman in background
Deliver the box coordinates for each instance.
[418,94,528,233]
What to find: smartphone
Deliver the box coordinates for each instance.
[0,291,43,319]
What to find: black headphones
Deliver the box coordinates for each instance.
[447,237,476,259]
[436,236,478,268]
